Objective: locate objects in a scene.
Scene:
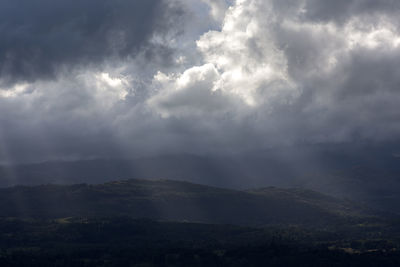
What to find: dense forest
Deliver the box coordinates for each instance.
[0,217,400,266]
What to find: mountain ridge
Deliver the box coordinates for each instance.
[0,178,381,227]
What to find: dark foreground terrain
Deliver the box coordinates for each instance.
[1,217,400,266]
[0,179,399,266]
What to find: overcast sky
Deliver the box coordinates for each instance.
[1,0,400,163]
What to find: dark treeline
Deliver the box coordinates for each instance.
[0,217,400,267]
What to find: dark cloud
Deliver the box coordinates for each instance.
[302,0,400,24]
[269,0,400,27]
[0,0,182,85]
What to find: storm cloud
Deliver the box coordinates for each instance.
[0,0,400,163]
[0,0,182,85]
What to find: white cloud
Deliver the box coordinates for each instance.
[147,0,400,145]
[345,18,400,50]
[149,64,241,118]
[149,0,298,116]
[93,72,130,109]
[201,0,229,22]
[0,83,30,98]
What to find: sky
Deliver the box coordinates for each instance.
[1,0,400,163]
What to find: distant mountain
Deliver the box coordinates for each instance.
[1,144,400,214]
[0,179,377,226]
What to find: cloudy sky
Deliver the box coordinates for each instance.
[1,0,400,163]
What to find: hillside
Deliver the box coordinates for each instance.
[0,179,376,226]
[1,145,400,215]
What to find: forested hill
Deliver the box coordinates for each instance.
[0,179,377,226]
